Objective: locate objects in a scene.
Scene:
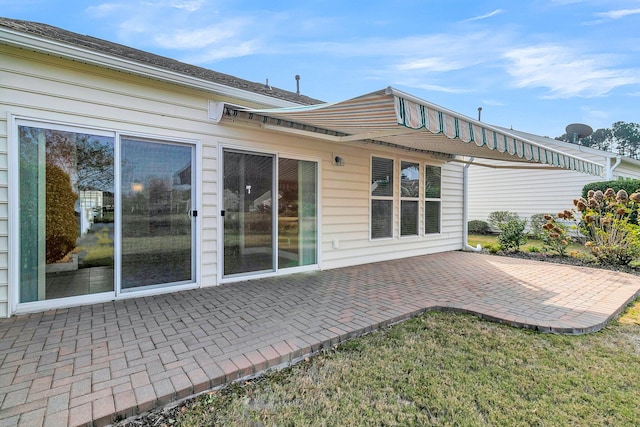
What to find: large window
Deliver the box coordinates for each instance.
[371,157,394,239]
[425,165,442,234]
[400,161,419,236]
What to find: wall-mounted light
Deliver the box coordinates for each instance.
[333,154,345,166]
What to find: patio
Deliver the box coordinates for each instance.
[1,251,640,426]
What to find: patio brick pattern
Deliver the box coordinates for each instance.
[1,251,640,426]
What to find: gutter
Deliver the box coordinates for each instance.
[463,158,482,252]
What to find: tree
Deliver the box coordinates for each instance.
[46,164,78,263]
[555,122,640,160]
[611,121,640,159]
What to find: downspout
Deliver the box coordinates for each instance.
[463,157,482,252]
[606,155,622,180]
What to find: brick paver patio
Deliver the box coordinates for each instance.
[2,251,640,426]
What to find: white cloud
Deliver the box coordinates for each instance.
[152,18,251,49]
[462,9,504,23]
[396,57,466,73]
[170,0,205,12]
[482,99,505,107]
[596,8,640,19]
[180,40,261,63]
[85,3,125,17]
[503,44,640,98]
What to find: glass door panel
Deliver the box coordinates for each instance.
[120,138,194,289]
[18,125,115,302]
[223,150,274,276]
[278,159,317,268]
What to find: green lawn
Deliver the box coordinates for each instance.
[468,233,588,255]
[175,301,640,426]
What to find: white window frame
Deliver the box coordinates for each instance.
[370,156,395,240]
[399,160,420,238]
[424,164,442,235]
[9,115,201,316]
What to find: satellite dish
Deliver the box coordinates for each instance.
[565,123,593,143]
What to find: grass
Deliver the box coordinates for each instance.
[468,233,588,255]
[175,302,640,426]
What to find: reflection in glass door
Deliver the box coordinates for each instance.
[223,150,274,276]
[278,159,317,268]
[18,125,115,303]
[121,138,195,289]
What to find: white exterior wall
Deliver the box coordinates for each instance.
[468,140,640,223]
[0,45,464,316]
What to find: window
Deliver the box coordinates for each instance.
[425,165,442,234]
[400,161,419,236]
[371,157,394,239]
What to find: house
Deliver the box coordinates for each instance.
[0,17,603,318]
[467,128,640,225]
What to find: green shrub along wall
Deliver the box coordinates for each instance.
[582,179,640,199]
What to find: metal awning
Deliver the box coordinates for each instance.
[214,87,603,176]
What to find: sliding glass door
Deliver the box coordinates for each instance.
[17,122,197,306]
[223,150,275,276]
[278,158,317,268]
[18,125,115,302]
[120,138,195,290]
[222,149,318,278]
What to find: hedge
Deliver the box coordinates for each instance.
[582,179,640,199]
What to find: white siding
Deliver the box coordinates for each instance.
[468,140,640,224]
[0,44,465,317]
[1,45,223,316]
[217,115,465,271]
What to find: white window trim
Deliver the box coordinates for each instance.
[370,155,395,240]
[424,163,442,235]
[399,160,420,238]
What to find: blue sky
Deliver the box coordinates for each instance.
[2,0,639,137]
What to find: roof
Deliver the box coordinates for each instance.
[0,17,322,106]
[0,17,604,175]
[222,87,604,175]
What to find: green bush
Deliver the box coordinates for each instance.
[497,218,528,251]
[488,211,519,230]
[582,179,640,200]
[529,213,548,239]
[468,220,491,234]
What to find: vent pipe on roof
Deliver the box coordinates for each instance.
[265,78,272,90]
[295,74,300,95]
[477,107,482,121]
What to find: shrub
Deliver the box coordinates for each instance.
[488,211,519,230]
[468,220,491,234]
[529,213,548,239]
[582,180,640,226]
[574,188,640,265]
[497,218,528,252]
[541,211,574,256]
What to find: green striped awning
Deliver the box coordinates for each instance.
[219,87,603,175]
